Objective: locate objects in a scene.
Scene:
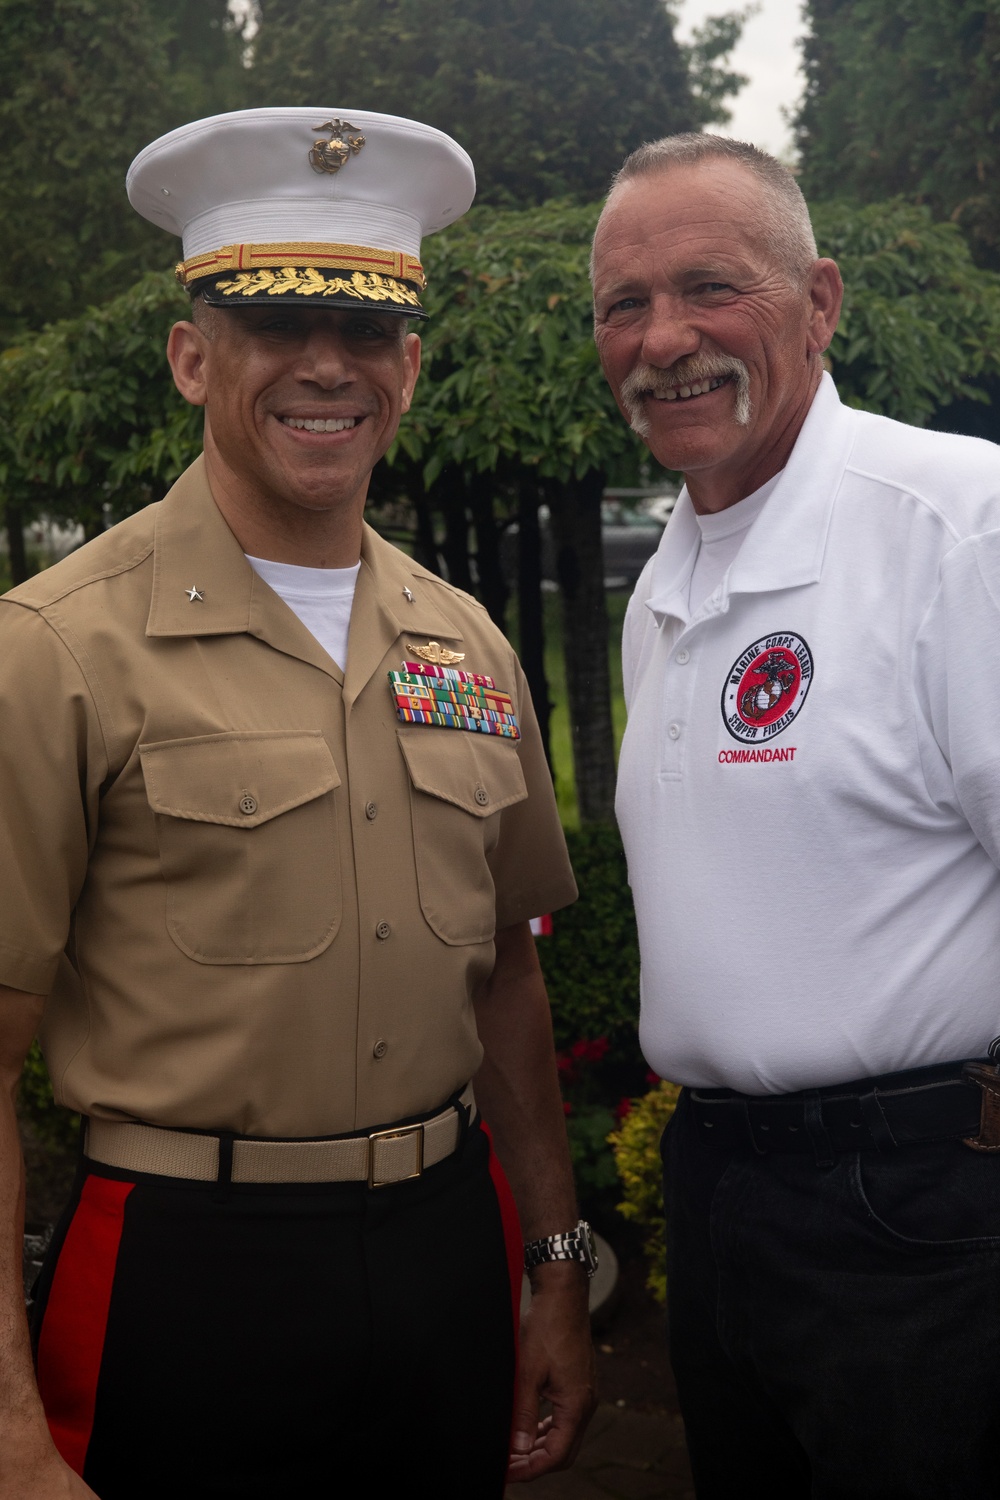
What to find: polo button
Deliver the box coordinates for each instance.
[667,722,681,740]
[474,786,490,806]
[365,801,378,821]
[375,921,391,941]
[675,649,690,665]
[373,1039,388,1059]
[239,793,258,815]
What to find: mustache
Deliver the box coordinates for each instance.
[620,354,752,436]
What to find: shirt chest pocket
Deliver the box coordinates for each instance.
[140,731,341,965]
[397,729,528,946]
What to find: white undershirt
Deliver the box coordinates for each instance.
[246,555,360,671]
[687,473,781,615]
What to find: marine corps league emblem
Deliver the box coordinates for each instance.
[309,120,366,174]
[721,632,813,743]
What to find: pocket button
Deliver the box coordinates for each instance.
[474,785,490,807]
[239,793,258,816]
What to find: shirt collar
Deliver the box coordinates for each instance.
[146,455,466,699]
[645,374,856,626]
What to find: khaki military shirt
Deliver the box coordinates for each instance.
[0,460,576,1136]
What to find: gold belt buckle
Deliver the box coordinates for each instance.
[368,1121,425,1188]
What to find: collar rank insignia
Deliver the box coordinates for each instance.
[407,640,465,667]
[388,663,520,740]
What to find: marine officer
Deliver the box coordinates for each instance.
[0,108,595,1499]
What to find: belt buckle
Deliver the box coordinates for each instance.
[368,1121,425,1188]
[962,1059,1000,1152]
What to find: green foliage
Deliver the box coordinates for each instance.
[814,200,1000,425]
[402,200,645,484]
[5,197,1000,533]
[566,1104,620,1212]
[251,0,729,204]
[680,6,754,126]
[0,0,246,342]
[610,1081,681,1303]
[0,272,200,530]
[796,0,1000,267]
[539,825,640,1062]
[18,1043,79,1153]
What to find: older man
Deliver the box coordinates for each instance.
[0,109,596,1500]
[593,133,1000,1497]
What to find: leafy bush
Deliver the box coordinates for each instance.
[609,1080,681,1304]
[538,824,641,1070]
[17,1043,79,1153]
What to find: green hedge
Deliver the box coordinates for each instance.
[538,823,640,1067]
[18,1042,78,1152]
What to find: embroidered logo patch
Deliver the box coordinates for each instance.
[721,632,813,743]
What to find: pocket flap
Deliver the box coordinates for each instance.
[397,727,527,818]
[140,731,340,828]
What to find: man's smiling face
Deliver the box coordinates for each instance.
[591,160,841,510]
[169,301,421,524]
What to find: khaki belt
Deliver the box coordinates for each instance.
[84,1084,475,1188]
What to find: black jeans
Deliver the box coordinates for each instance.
[663,1088,1000,1499]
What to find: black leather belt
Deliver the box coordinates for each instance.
[687,1060,991,1160]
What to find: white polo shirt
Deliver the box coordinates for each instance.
[617,374,1000,1094]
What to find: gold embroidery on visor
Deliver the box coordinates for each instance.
[212,268,423,307]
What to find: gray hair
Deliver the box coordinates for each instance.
[596,133,818,286]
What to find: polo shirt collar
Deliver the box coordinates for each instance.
[646,374,857,625]
[146,455,465,699]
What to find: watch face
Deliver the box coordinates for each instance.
[578,1220,598,1275]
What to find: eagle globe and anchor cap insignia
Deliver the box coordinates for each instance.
[309,120,366,174]
[721,632,813,743]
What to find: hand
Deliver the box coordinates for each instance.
[506,1261,597,1482]
[0,1422,101,1499]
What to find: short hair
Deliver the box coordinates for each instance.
[598,133,818,286]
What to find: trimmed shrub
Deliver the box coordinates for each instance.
[538,824,640,1068]
[18,1042,79,1152]
[609,1080,681,1303]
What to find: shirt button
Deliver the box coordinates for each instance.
[365,801,378,821]
[375,920,391,941]
[474,785,490,806]
[373,1039,388,1060]
[667,722,681,740]
[675,649,690,665]
[239,793,258,815]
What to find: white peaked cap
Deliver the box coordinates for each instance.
[127,107,476,316]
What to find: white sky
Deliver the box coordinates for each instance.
[672,0,808,161]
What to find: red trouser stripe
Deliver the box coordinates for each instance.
[481,1121,523,1344]
[36,1174,134,1475]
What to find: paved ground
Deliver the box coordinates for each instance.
[505,1403,694,1499]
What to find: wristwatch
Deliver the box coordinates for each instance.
[523,1219,599,1278]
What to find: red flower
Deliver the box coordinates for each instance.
[645,1068,661,1085]
[555,1052,576,1081]
[570,1036,611,1065]
[562,1100,573,1116]
[614,1096,633,1122]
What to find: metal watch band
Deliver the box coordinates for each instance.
[523,1219,598,1278]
